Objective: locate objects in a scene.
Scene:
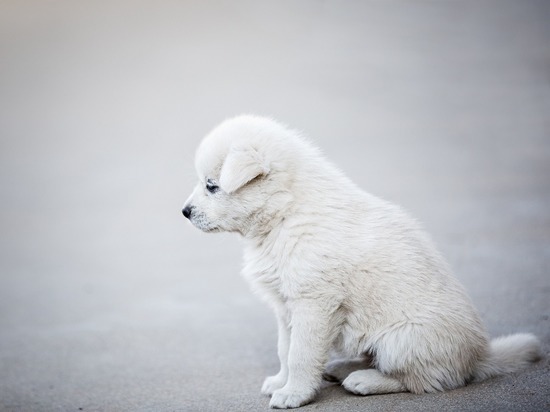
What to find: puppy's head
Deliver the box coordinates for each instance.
[182,115,293,236]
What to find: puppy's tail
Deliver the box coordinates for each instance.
[473,333,541,382]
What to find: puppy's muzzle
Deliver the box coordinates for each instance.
[182,205,194,219]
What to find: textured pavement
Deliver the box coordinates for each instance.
[1,1,549,411]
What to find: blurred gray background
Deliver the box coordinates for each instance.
[1,1,549,411]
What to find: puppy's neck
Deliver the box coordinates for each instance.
[241,211,286,244]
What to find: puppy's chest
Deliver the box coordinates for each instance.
[242,252,282,294]
[242,243,295,298]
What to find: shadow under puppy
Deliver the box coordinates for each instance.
[182,115,540,409]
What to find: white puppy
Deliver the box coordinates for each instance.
[182,115,540,409]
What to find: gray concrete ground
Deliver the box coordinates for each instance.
[1,1,549,411]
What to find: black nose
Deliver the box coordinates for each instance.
[182,205,193,219]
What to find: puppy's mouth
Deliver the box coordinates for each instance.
[188,217,220,233]
[200,225,221,233]
[183,206,222,233]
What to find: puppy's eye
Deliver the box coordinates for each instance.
[206,181,220,194]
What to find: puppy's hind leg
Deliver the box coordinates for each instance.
[342,369,406,395]
[323,354,375,383]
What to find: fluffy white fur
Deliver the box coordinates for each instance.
[182,115,541,409]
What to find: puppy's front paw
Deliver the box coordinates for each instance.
[269,386,315,409]
[261,373,287,396]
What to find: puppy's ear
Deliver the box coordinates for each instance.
[219,144,269,194]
